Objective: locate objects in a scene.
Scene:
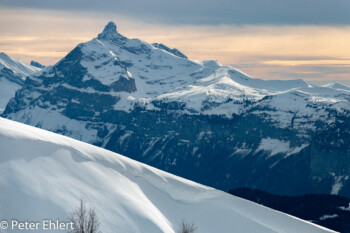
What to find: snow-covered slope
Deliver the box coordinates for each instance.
[0,117,335,233]
[0,52,40,79]
[0,52,41,112]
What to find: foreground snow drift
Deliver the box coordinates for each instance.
[0,118,334,233]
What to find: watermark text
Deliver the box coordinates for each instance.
[0,219,74,231]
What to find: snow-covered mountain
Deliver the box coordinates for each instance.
[3,22,350,197]
[0,117,335,233]
[323,83,350,92]
[0,52,40,79]
[0,52,41,112]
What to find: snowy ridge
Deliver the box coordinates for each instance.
[0,53,42,112]
[0,117,335,233]
[250,85,350,131]
[0,52,40,79]
[323,83,350,92]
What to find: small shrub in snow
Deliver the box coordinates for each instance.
[177,219,197,233]
[69,199,100,233]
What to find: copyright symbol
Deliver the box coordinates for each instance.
[0,220,8,229]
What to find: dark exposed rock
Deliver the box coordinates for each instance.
[0,67,24,85]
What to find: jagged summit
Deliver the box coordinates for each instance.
[97,21,124,41]
[104,21,117,32]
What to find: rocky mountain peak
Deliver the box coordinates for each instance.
[97,21,123,41]
[104,21,117,32]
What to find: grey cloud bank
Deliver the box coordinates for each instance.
[1,0,350,25]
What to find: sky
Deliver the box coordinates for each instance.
[0,0,350,86]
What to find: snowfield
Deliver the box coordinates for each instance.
[0,117,335,233]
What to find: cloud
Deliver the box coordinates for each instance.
[1,0,350,25]
[0,7,349,84]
